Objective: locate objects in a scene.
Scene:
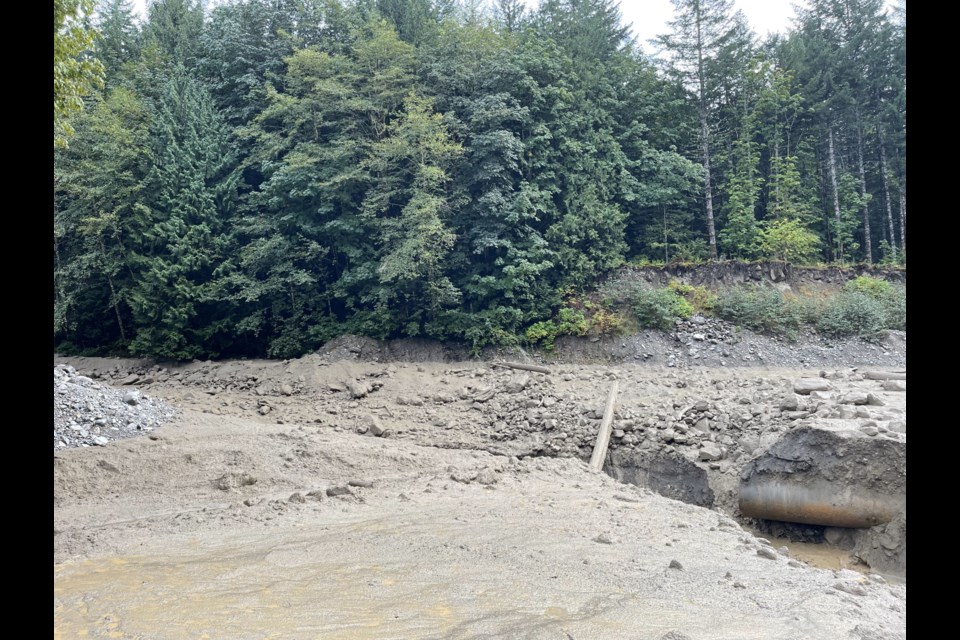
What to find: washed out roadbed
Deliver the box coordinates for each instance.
[54,339,906,639]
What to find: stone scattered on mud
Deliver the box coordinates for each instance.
[215,473,257,491]
[794,378,832,394]
[326,485,353,497]
[756,547,778,560]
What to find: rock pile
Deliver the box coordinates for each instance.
[53,364,176,451]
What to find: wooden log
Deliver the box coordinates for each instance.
[863,371,906,381]
[589,381,619,472]
[500,361,551,375]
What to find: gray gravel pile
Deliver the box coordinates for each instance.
[54,364,176,451]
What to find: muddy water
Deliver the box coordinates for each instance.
[54,521,806,640]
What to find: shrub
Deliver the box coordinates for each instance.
[817,291,887,338]
[631,286,693,330]
[588,308,627,336]
[845,275,892,299]
[714,286,798,334]
[524,306,588,350]
[668,280,717,314]
[880,287,906,331]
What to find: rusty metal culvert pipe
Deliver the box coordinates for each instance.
[739,480,902,529]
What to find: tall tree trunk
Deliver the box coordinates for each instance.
[855,119,872,263]
[877,126,897,261]
[700,109,717,260]
[895,146,906,254]
[696,6,717,260]
[828,127,843,262]
[99,239,127,342]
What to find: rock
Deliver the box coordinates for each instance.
[119,374,140,386]
[280,383,294,396]
[122,391,140,406]
[756,547,778,560]
[475,469,499,485]
[793,379,832,394]
[347,380,372,399]
[841,392,870,406]
[215,473,257,491]
[505,374,530,394]
[860,426,879,436]
[348,479,375,488]
[866,393,886,406]
[779,396,799,411]
[593,533,614,545]
[612,429,625,439]
[882,380,906,392]
[660,632,692,640]
[97,460,120,473]
[326,485,353,497]
[698,443,722,461]
[93,436,109,446]
[668,559,683,570]
[288,492,306,504]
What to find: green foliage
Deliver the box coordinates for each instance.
[55,0,106,147]
[630,286,693,330]
[52,0,907,359]
[524,305,588,350]
[587,307,627,337]
[845,275,892,298]
[758,218,821,264]
[817,291,887,338]
[714,286,804,336]
[842,276,905,331]
[667,280,716,314]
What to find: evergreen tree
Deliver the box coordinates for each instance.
[657,0,754,260]
[127,67,240,359]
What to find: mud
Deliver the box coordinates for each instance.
[54,350,907,638]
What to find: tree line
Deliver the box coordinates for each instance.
[54,0,906,359]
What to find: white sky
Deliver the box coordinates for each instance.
[131,0,898,53]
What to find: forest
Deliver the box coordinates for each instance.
[54,0,906,360]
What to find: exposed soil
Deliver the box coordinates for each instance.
[53,330,906,639]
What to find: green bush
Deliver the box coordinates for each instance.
[880,287,906,331]
[817,291,887,338]
[668,280,717,313]
[842,276,905,332]
[631,286,693,330]
[524,306,588,350]
[845,275,892,299]
[714,286,801,335]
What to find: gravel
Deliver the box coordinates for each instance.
[53,364,176,451]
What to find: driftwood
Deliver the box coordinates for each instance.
[589,381,619,472]
[500,361,551,375]
[863,371,907,381]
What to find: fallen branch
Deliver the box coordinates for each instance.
[863,371,906,381]
[589,380,619,472]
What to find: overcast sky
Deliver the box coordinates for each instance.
[131,0,898,54]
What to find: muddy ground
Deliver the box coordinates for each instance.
[54,331,906,639]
